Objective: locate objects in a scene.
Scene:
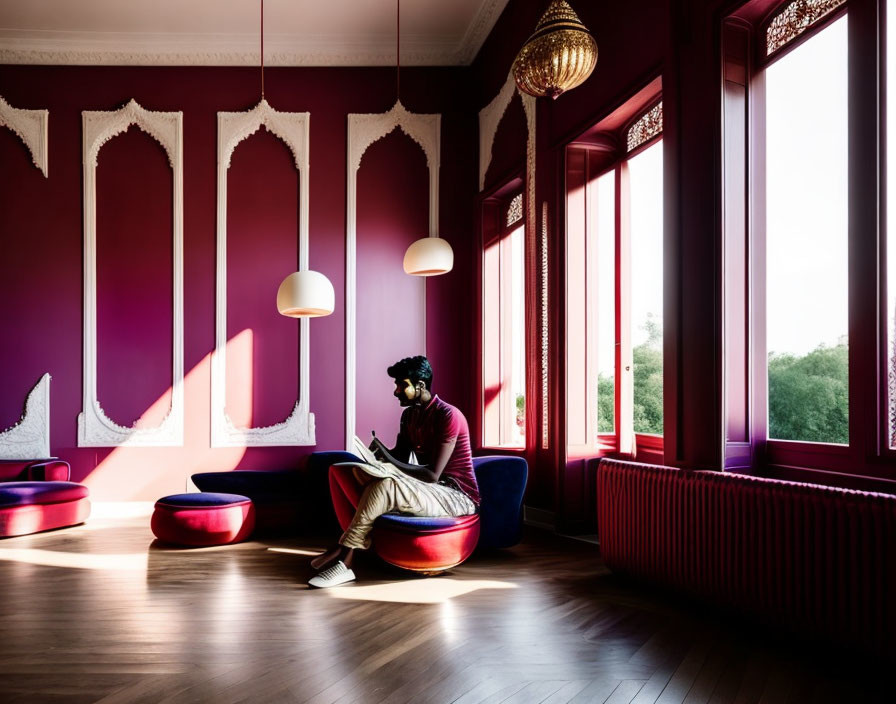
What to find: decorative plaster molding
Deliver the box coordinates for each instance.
[478,71,536,295]
[0,45,456,68]
[0,0,508,68]
[479,71,539,444]
[0,95,49,177]
[212,99,315,447]
[478,76,516,192]
[345,100,439,450]
[457,0,511,65]
[78,100,184,447]
[0,374,51,459]
[478,72,536,193]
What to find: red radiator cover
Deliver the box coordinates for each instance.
[597,459,896,659]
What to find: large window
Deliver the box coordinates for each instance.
[482,191,526,448]
[721,0,892,479]
[764,13,849,443]
[566,92,664,457]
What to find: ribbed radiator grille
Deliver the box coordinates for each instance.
[596,459,895,657]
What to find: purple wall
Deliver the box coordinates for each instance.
[0,65,476,500]
[356,131,428,444]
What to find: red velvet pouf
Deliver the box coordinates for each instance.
[0,482,91,538]
[372,513,481,573]
[151,493,255,547]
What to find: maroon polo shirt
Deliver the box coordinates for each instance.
[397,395,480,505]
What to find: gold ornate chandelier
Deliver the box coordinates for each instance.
[512,0,598,100]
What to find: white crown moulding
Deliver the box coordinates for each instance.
[212,99,315,447]
[0,95,49,177]
[78,99,185,447]
[345,100,440,451]
[0,2,509,67]
[0,374,51,459]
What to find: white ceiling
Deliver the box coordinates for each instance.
[0,0,509,66]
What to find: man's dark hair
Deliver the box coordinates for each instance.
[387,356,433,391]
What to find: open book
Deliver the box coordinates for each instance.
[341,435,405,479]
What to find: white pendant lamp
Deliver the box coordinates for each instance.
[403,236,454,276]
[389,0,453,277]
[277,270,335,317]
[250,0,333,317]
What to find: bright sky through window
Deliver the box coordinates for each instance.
[765,16,848,357]
[510,225,526,447]
[628,139,664,349]
[597,170,616,380]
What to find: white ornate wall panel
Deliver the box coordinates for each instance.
[478,72,536,262]
[212,99,315,447]
[0,374,51,459]
[0,95,49,177]
[478,72,536,197]
[345,100,440,450]
[479,72,541,440]
[78,99,184,447]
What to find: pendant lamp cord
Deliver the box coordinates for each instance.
[260,0,265,99]
[396,0,400,101]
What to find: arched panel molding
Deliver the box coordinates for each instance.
[212,99,314,447]
[0,97,51,456]
[479,72,547,447]
[346,100,440,450]
[0,95,48,177]
[0,374,51,459]
[79,99,184,446]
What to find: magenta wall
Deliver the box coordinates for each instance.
[356,132,428,443]
[0,65,476,500]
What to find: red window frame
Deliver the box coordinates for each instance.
[564,87,665,465]
[722,0,896,489]
[480,177,527,450]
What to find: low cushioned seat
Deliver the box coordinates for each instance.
[192,451,359,536]
[0,481,89,506]
[0,460,90,538]
[472,455,527,550]
[373,513,481,572]
[151,492,255,547]
[328,454,528,573]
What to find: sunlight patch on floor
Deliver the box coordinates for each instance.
[267,547,322,557]
[0,548,148,571]
[89,501,156,519]
[323,577,517,604]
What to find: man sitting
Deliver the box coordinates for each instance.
[309,355,480,588]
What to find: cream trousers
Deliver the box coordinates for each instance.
[337,466,476,550]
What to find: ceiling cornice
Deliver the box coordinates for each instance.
[0,1,509,67]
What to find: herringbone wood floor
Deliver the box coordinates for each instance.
[0,515,887,703]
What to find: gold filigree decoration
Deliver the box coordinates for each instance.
[506,193,523,227]
[766,0,845,56]
[626,102,663,153]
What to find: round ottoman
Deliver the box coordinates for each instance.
[373,513,481,573]
[151,493,256,547]
[0,481,91,538]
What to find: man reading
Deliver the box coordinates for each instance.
[308,355,480,588]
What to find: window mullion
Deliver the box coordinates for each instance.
[618,161,635,454]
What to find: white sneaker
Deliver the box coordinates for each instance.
[308,560,356,588]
